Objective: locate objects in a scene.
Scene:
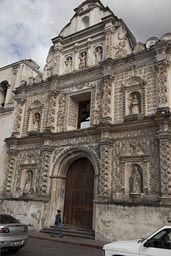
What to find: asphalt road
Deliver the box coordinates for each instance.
[1,238,103,256]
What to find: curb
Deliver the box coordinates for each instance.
[29,234,103,249]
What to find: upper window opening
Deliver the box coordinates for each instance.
[0,80,8,108]
[82,16,89,29]
[78,100,90,129]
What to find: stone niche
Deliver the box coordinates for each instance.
[123,76,145,121]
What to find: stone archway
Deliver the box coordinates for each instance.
[47,146,99,230]
[63,157,94,228]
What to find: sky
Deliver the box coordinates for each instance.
[0,0,170,71]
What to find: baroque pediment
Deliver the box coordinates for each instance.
[59,0,112,37]
[74,0,104,14]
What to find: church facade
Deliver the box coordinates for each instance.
[0,0,171,241]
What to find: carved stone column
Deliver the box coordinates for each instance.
[3,150,17,195]
[98,139,112,199]
[101,75,113,123]
[53,38,63,75]
[12,99,26,138]
[157,60,169,109]
[46,91,59,132]
[104,18,120,59]
[41,148,53,195]
[57,92,66,132]
[156,118,171,202]
[104,25,113,59]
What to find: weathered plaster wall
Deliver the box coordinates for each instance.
[0,200,44,230]
[95,204,171,241]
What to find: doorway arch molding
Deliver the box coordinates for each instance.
[47,146,99,229]
[52,145,99,178]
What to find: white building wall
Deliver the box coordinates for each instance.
[0,111,16,193]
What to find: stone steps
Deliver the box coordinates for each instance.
[40,225,95,240]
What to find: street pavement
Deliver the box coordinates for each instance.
[28,230,106,249]
[1,231,106,256]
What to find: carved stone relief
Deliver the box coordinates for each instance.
[53,51,61,75]
[46,91,59,132]
[90,84,101,126]
[104,21,121,59]
[57,92,66,132]
[4,154,17,193]
[111,138,159,201]
[159,139,171,197]
[157,61,169,108]
[114,32,128,58]
[99,144,112,198]
[41,151,52,194]
[12,99,26,137]
[101,78,113,123]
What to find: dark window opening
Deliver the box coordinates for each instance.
[0,80,8,108]
[78,100,90,129]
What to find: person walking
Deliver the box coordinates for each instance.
[51,210,63,238]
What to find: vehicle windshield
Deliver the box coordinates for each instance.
[0,214,19,224]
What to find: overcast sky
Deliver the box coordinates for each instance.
[0,0,170,71]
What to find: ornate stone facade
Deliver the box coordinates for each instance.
[0,0,171,241]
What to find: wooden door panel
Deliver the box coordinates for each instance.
[64,158,94,228]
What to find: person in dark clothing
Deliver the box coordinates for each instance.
[51,210,63,238]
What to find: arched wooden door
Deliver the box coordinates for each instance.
[63,158,94,228]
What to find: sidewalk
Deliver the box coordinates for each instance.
[28,230,106,249]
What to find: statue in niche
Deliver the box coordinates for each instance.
[23,170,33,195]
[95,46,103,64]
[65,56,72,72]
[129,93,141,114]
[129,165,143,194]
[32,112,40,131]
[79,51,87,69]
